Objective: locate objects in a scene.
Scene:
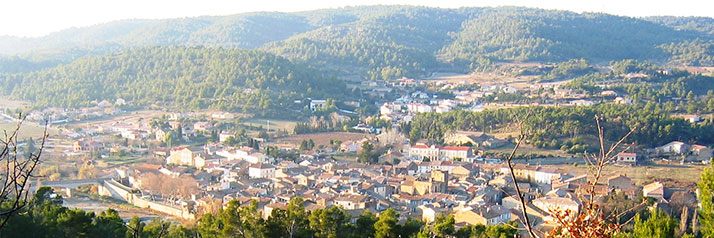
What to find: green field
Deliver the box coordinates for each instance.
[241,118,297,132]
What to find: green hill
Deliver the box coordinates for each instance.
[0,46,348,117]
[2,6,714,108]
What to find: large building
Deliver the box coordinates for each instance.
[166,146,207,169]
[248,163,276,179]
[409,144,472,160]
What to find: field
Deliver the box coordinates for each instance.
[424,72,540,90]
[541,162,705,190]
[241,118,297,132]
[65,110,165,128]
[487,143,571,157]
[0,97,31,110]
[0,121,57,140]
[272,132,374,147]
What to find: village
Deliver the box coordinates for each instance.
[3,64,709,234]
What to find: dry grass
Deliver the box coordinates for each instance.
[65,110,165,132]
[424,72,539,90]
[0,97,31,110]
[0,121,56,140]
[541,162,705,189]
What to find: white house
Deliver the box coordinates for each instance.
[534,168,561,184]
[310,100,327,111]
[615,152,637,165]
[656,141,690,155]
[248,163,275,179]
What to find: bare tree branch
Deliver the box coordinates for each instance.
[504,109,539,238]
[0,115,48,229]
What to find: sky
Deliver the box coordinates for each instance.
[1,0,713,37]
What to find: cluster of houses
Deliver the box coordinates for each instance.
[23,98,127,125]
[105,137,699,234]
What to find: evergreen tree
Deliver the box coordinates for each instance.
[631,209,676,238]
[698,159,714,237]
[374,208,399,238]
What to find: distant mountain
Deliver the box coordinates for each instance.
[2,6,714,87]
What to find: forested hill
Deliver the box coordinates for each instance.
[3,6,714,76]
[0,46,349,116]
[2,6,714,81]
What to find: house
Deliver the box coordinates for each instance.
[453,205,511,226]
[451,164,479,179]
[440,147,472,160]
[614,97,632,104]
[263,203,287,219]
[600,90,618,97]
[380,102,403,116]
[211,112,234,120]
[502,86,518,94]
[166,147,207,169]
[420,205,448,223]
[115,98,127,106]
[248,163,276,179]
[481,138,508,149]
[394,161,418,176]
[656,141,690,155]
[569,99,594,106]
[409,144,440,160]
[97,100,113,108]
[333,194,369,210]
[310,99,327,111]
[406,103,433,113]
[532,196,581,217]
[155,129,170,141]
[219,132,233,143]
[444,131,489,146]
[643,182,665,200]
[691,145,713,161]
[615,152,637,165]
[340,141,360,152]
[607,175,635,191]
[534,168,562,184]
[409,144,472,161]
[501,195,522,210]
[73,139,104,152]
[681,114,702,123]
[193,121,214,132]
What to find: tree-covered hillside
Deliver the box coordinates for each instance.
[440,8,701,67]
[0,46,349,116]
[2,6,714,108]
[2,6,714,77]
[645,16,714,36]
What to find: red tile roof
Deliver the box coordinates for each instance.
[441,146,471,151]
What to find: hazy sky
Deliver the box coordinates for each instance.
[2,0,713,37]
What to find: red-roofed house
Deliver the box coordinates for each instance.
[615,152,637,165]
[409,144,472,160]
[691,145,713,162]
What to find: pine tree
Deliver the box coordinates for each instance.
[698,159,714,237]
